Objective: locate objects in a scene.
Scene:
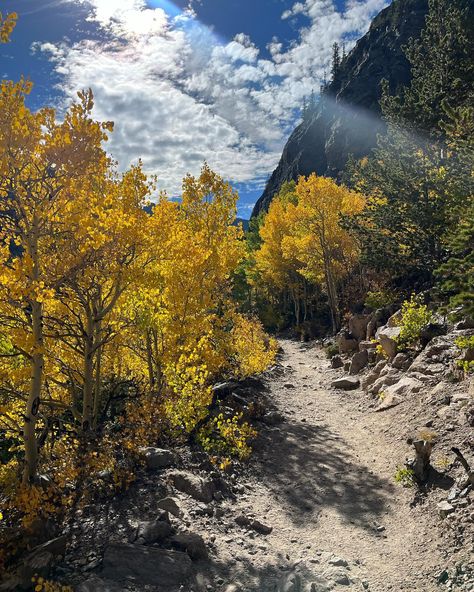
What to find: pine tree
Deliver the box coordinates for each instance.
[331,42,341,81]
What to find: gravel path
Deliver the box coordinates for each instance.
[206,339,444,591]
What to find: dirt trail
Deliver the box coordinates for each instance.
[208,339,444,591]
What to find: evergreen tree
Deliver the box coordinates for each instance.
[331,42,341,81]
[382,0,474,133]
[346,0,474,289]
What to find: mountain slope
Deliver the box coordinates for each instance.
[252,0,429,217]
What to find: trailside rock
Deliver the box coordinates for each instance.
[157,496,182,518]
[235,514,273,535]
[102,543,192,587]
[336,332,358,354]
[332,377,360,391]
[376,326,401,359]
[135,514,172,544]
[437,501,455,518]
[171,532,208,560]
[331,355,344,369]
[140,447,176,470]
[349,314,372,341]
[349,349,368,375]
[392,353,412,371]
[169,470,215,503]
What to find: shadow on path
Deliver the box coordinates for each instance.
[255,417,395,530]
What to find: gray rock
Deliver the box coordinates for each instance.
[332,376,360,391]
[383,376,423,398]
[264,410,285,425]
[349,349,368,375]
[102,543,192,587]
[375,326,401,359]
[171,532,208,560]
[322,566,350,586]
[375,394,402,411]
[157,496,182,518]
[140,447,176,470]
[169,470,215,503]
[136,515,172,544]
[392,353,411,371]
[349,314,372,341]
[336,332,359,354]
[328,556,348,567]
[235,514,273,535]
[437,501,455,518]
[330,355,344,369]
[359,340,377,351]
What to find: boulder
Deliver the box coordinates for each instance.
[331,376,360,391]
[368,370,402,395]
[349,349,368,375]
[330,355,344,369]
[10,536,68,589]
[102,543,192,587]
[359,340,377,352]
[140,447,176,470]
[387,310,402,327]
[336,332,358,354]
[392,353,412,371]
[168,470,215,503]
[171,532,208,560]
[384,376,423,398]
[157,497,182,518]
[135,514,172,544]
[375,326,401,359]
[349,314,372,341]
[375,393,403,411]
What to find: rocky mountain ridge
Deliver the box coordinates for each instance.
[252,0,429,217]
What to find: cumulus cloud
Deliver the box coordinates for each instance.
[35,0,390,197]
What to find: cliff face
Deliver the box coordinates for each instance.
[252,0,429,217]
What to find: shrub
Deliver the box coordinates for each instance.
[455,335,474,374]
[394,466,415,487]
[396,294,433,348]
[325,344,339,359]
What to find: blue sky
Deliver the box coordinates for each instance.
[1,0,390,217]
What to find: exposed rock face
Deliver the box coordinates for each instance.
[252,0,429,217]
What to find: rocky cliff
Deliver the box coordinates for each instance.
[252,0,429,217]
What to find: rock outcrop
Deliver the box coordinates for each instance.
[252,0,429,217]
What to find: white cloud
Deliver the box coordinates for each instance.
[36,0,390,197]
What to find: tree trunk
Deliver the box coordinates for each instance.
[412,440,433,482]
[145,330,155,390]
[22,216,43,484]
[92,319,102,429]
[23,300,43,484]
[82,312,94,431]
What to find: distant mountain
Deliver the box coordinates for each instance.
[234,217,250,231]
[252,0,429,217]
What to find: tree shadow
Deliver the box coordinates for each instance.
[253,416,395,530]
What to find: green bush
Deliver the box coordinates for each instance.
[396,294,433,348]
[325,343,339,359]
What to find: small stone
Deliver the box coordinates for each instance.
[331,376,360,391]
[437,501,455,518]
[328,556,348,567]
